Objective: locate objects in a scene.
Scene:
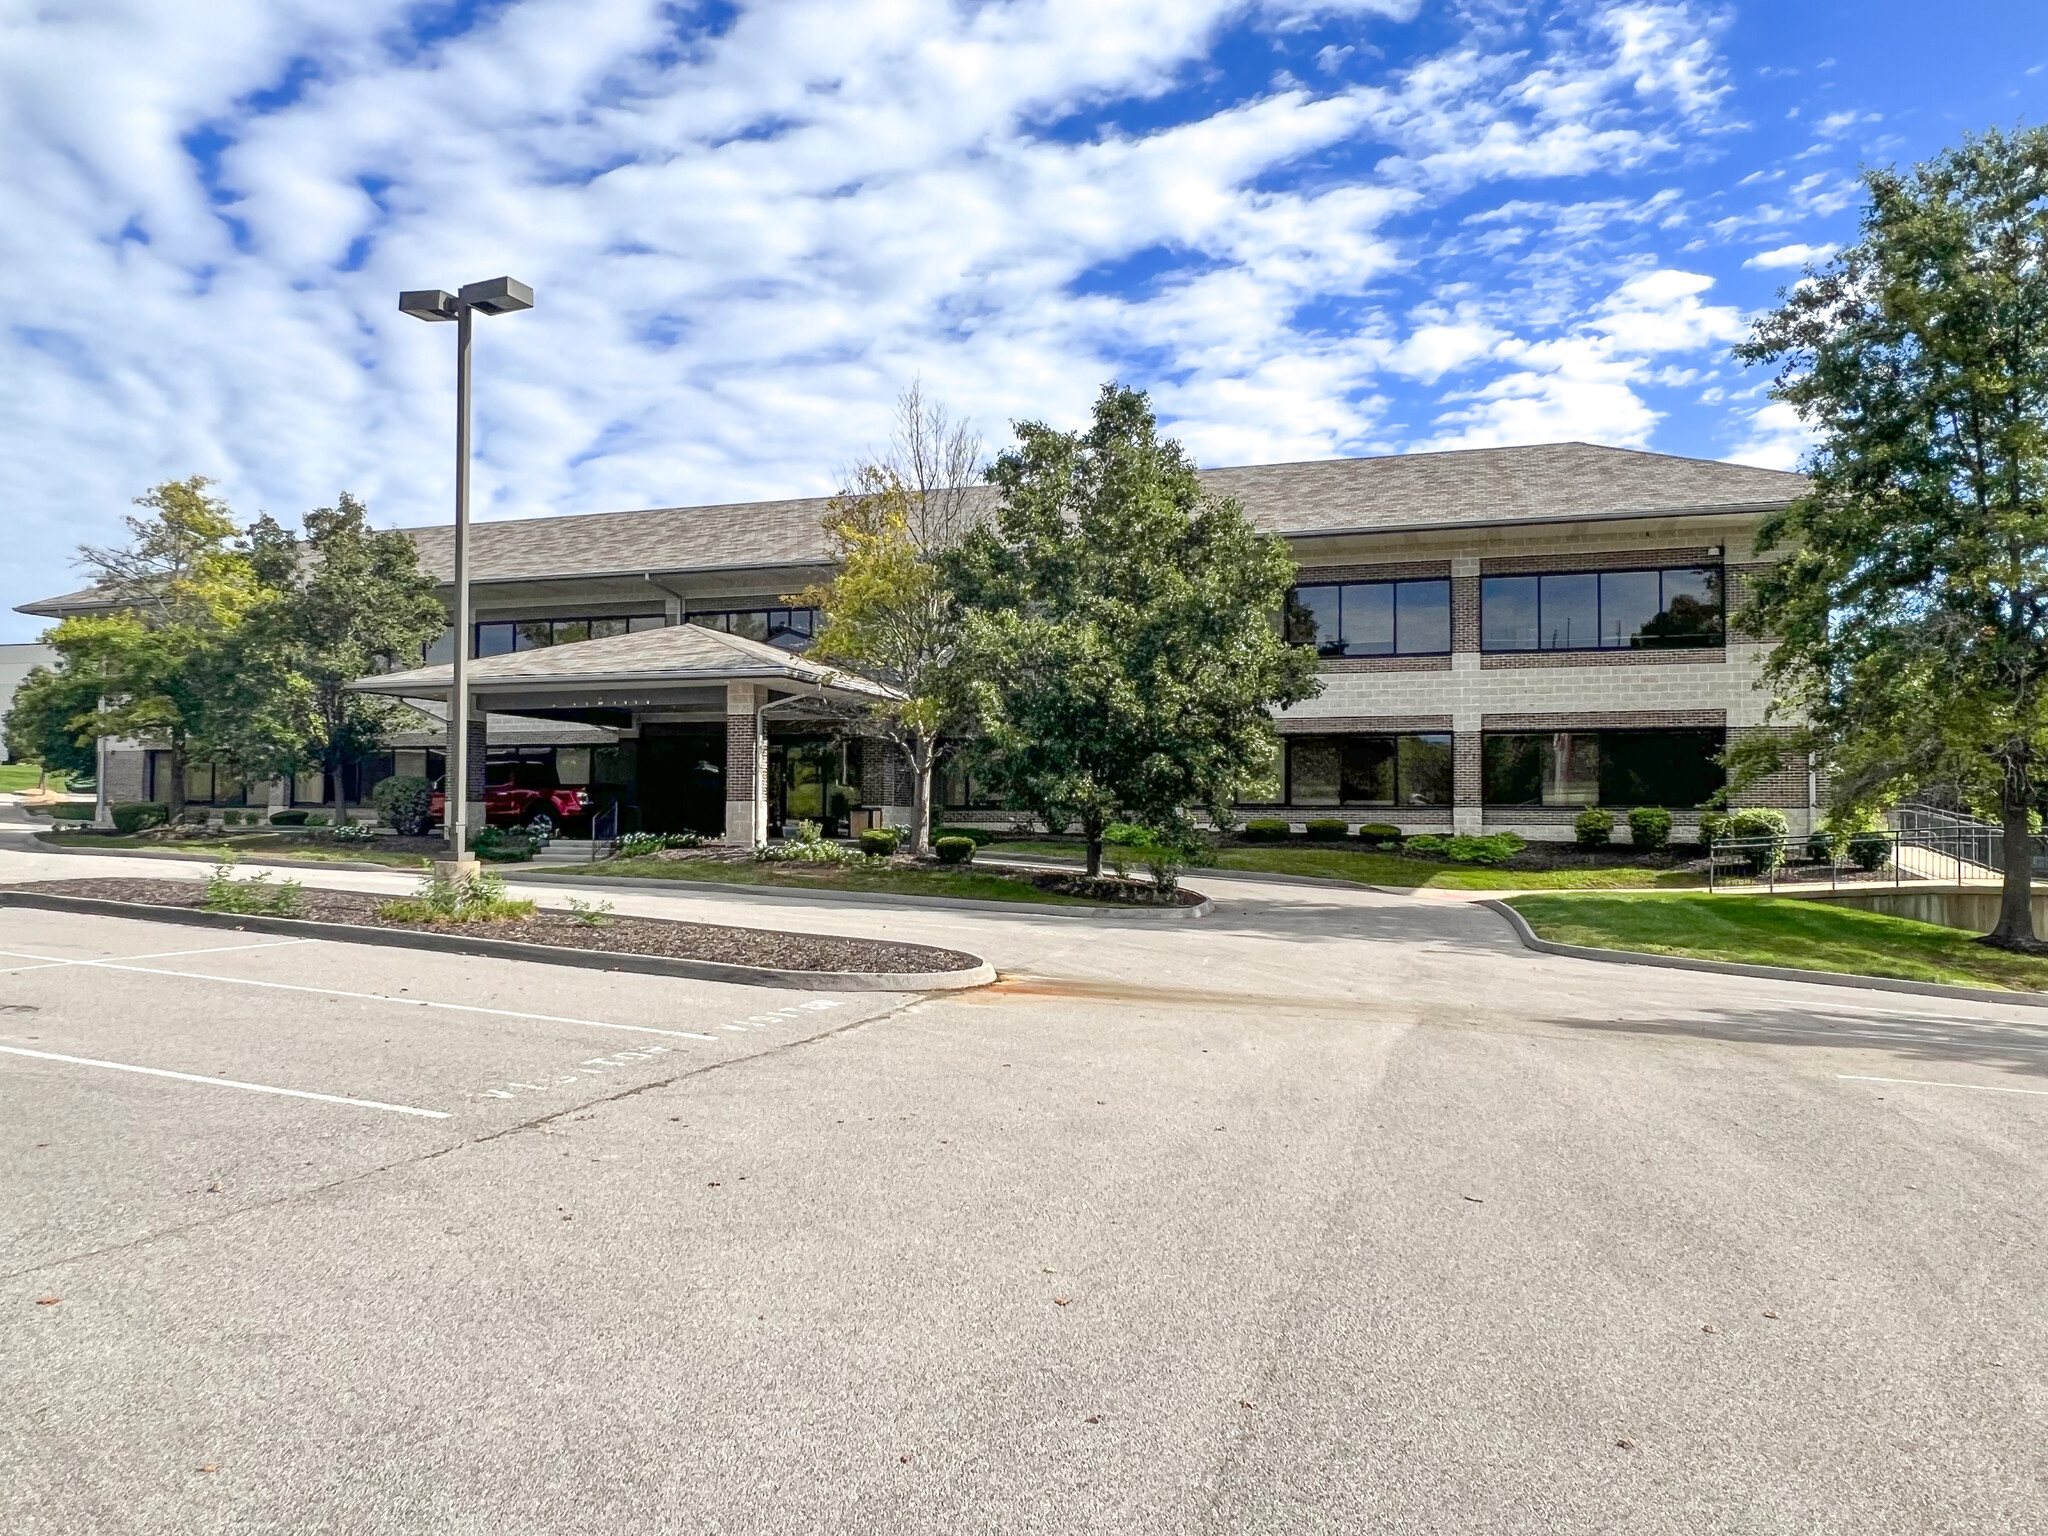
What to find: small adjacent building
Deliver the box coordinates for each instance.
[13,441,1812,841]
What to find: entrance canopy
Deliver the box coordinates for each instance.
[350,621,901,713]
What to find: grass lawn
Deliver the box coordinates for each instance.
[554,855,1103,906]
[1507,891,2048,992]
[979,839,1702,891]
[38,829,433,870]
[0,763,68,794]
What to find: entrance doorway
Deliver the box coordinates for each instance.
[638,728,726,835]
[770,736,849,835]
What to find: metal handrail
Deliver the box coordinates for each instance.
[1706,825,2048,892]
[592,798,620,850]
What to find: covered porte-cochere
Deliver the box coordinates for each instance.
[351,623,905,843]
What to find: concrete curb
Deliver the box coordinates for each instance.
[0,891,995,994]
[22,837,1214,920]
[511,868,1216,920]
[30,837,419,876]
[1480,898,2048,1008]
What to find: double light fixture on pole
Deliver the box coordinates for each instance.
[398,277,534,854]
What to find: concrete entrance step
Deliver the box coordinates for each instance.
[529,839,608,865]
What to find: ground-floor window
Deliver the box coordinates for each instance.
[145,754,248,805]
[938,755,1004,810]
[1481,729,1724,808]
[1284,734,1453,807]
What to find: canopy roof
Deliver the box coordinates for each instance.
[350,621,901,707]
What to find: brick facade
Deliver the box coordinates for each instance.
[1295,559,1452,584]
[1480,708,1725,731]
[1479,646,1724,670]
[1451,574,1481,652]
[1726,724,1810,810]
[1319,654,1454,674]
[1476,546,1721,576]
[1274,714,1454,735]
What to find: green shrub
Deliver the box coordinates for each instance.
[1240,818,1290,842]
[1356,823,1403,846]
[471,826,535,862]
[1573,808,1615,848]
[270,810,309,827]
[1721,807,1790,873]
[1406,833,1448,854]
[933,824,1001,847]
[378,867,534,925]
[1846,830,1892,872]
[1628,806,1674,852]
[1806,826,1845,864]
[1446,832,1526,865]
[1698,809,1727,848]
[48,802,94,821]
[1304,818,1349,841]
[111,801,167,835]
[1102,820,1201,891]
[372,775,434,837]
[202,859,304,918]
[858,828,901,857]
[304,812,329,828]
[934,835,976,864]
[614,830,701,857]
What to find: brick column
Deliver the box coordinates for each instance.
[1454,730,1482,834]
[724,682,768,845]
[464,713,489,838]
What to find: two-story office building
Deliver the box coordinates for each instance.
[15,441,1811,842]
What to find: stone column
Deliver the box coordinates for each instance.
[724,682,768,845]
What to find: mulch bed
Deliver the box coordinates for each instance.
[1,878,984,975]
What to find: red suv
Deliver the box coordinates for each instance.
[430,763,589,836]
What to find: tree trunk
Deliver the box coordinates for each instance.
[333,753,351,825]
[908,735,934,855]
[1084,813,1104,877]
[166,735,187,820]
[1985,757,2040,950]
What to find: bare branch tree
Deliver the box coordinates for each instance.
[869,377,986,553]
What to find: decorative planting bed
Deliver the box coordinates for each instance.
[0,877,990,983]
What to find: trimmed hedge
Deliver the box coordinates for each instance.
[48,802,95,821]
[1846,829,1891,871]
[858,828,900,856]
[112,801,168,835]
[1574,808,1615,847]
[1304,818,1349,841]
[270,810,310,826]
[934,836,976,865]
[372,775,434,837]
[933,825,1000,848]
[1356,823,1403,846]
[1240,818,1290,842]
[1628,806,1674,852]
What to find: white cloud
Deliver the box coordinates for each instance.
[1420,268,1744,449]
[0,0,1754,633]
[1728,399,1811,470]
[1744,242,1837,269]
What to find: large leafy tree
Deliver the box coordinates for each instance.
[46,477,267,817]
[948,384,1320,875]
[239,493,447,816]
[2,663,102,786]
[1736,126,2048,949]
[791,383,982,854]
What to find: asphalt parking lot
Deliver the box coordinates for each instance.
[0,907,898,1275]
[6,868,2048,1535]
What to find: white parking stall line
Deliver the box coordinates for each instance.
[0,944,718,1039]
[0,1043,450,1117]
[1839,1073,2048,1098]
[0,938,314,973]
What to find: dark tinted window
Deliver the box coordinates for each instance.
[1483,730,1724,806]
[1288,734,1455,806]
[1286,580,1450,657]
[475,623,516,657]
[1482,566,1724,652]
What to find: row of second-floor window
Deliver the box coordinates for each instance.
[1283,565,1724,658]
[421,607,820,664]
[1277,728,1727,808]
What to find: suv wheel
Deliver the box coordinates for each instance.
[523,811,556,840]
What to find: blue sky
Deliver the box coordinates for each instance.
[1,0,2041,639]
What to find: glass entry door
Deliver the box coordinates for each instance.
[771,737,845,834]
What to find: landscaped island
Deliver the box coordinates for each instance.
[1507,892,2048,993]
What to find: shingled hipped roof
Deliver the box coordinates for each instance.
[17,442,1804,616]
[350,620,902,703]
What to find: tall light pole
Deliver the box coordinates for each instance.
[399,277,533,855]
